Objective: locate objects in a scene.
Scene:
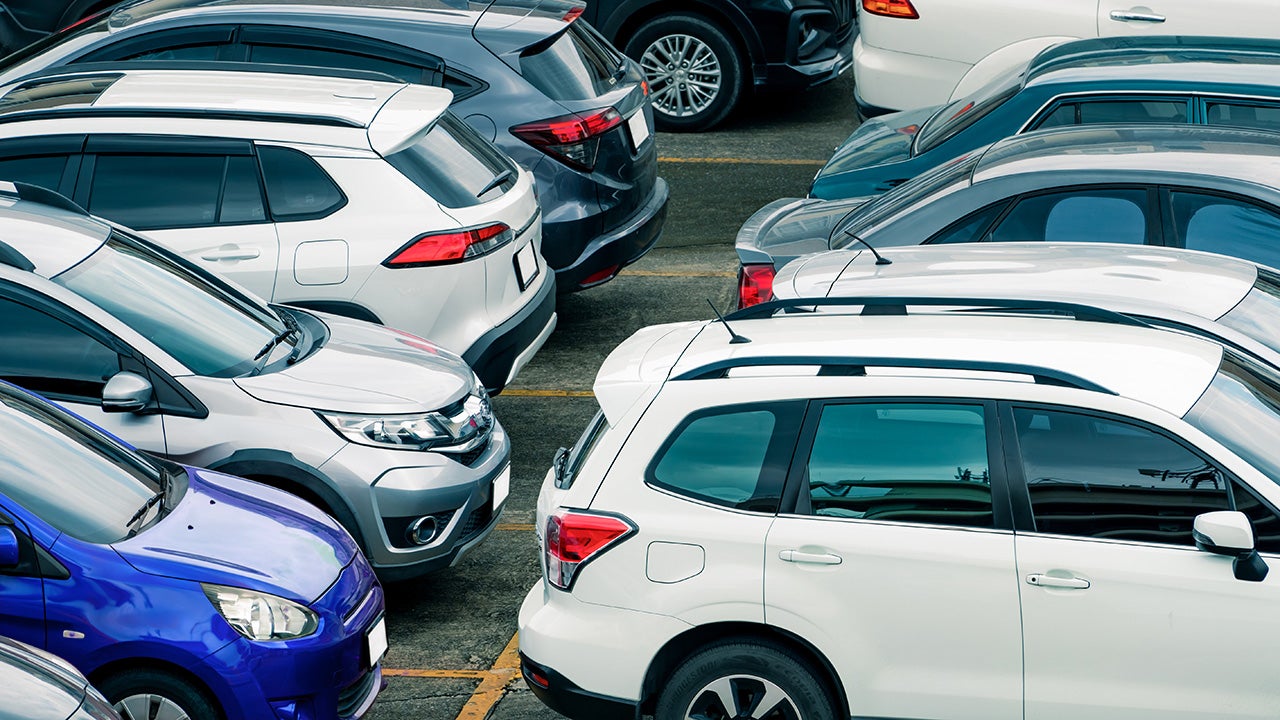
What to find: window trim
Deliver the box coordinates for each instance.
[778,398,1014,531]
[254,144,349,223]
[1020,91,1195,134]
[237,25,445,86]
[73,24,239,64]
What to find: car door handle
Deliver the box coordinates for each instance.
[201,247,261,261]
[779,549,842,565]
[1109,10,1166,22]
[1026,573,1090,589]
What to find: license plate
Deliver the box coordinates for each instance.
[514,242,539,292]
[627,109,651,151]
[366,615,388,667]
[493,465,511,508]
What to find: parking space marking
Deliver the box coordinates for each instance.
[623,269,736,278]
[501,389,596,398]
[659,156,825,166]
[454,632,522,720]
[383,668,489,679]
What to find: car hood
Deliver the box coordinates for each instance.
[0,637,87,719]
[235,312,475,415]
[812,105,939,194]
[735,196,875,269]
[114,467,358,605]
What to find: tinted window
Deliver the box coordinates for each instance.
[220,155,266,224]
[803,403,992,528]
[129,44,223,61]
[88,154,223,229]
[0,155,68,190]
[928,203,1007,244]
[246,44,424,83]
[387,115,516,208]
[649,403,803,512]
[1015,407,1229,545]
[1034,99,1188,128]
[0,388,162,544]
[1232,483,1280,554]
[258,146,345,220]
[1206,101,1280,132]
[0,298,119,400]
[915,64,1022,153]
[1170,191,1280,268]
[833,154,981,245]
[988,189,1149,244]
[1186,353,1280,494]
[519,22,622,101]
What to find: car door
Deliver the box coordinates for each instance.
[76,136,280,299]
[1162,187,1280,270]
[1099,1,1280,38]
[0,292,166,453]
[764,400,1022,720]
[1005,403,1280,719]
[0,508,47,650]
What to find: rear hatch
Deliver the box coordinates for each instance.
[476,1,657,232]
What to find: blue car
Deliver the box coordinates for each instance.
[0,381,385,720]
[810,35,1280,199]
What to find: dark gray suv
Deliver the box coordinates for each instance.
[0,0,668,292]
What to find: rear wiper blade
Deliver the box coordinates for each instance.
[478,169,514,197]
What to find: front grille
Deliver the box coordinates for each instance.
[337,666,377,718]
[458,497,494,544]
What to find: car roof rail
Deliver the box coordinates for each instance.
[11,61,404,86]
[0,181,89,218]
[726,296,1149,327]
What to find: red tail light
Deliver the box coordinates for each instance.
[383,223,512,267]
[563,6,584,22]
[863,0,919,19]
[544,510,635,590]
[511,108,624,171]
[738,264,776,309]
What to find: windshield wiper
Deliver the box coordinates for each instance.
[478,169,514,197]
[250,315,300,375]
[124,471,170,537]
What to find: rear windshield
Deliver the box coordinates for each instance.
[915,65,1024,154]
[832,154,981,247]
[387,114,517,208]
[1218,267,1280,356]
[518,21,624,101]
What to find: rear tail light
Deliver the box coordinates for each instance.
[862,0,919,19]
[563,6,584,22]
[511,108,624,171]
[383,223,512,267]
[544,510,635,590]
[738,264,776,309]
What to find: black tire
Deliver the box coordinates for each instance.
[100,668,222,720]
[625,14,744,132]
[656,641,836,720]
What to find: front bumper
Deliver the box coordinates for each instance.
[552,177,669,292]
[462,269,557,393]
[763,21,855,90]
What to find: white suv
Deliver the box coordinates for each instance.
[520,300,1280,720]
[0,66,554,391]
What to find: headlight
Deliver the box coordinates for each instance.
[202,583,318,641]
[318,390,494,453]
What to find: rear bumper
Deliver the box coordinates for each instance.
[463,270,557,392]
[520,653,639,720]
[852,34,969,114]
[763,26,854,89]
[554,177,669,292]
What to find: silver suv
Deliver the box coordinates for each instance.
[0,182,509,581]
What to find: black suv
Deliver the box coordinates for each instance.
[586,0,856,131]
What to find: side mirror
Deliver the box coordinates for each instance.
[102,372,153,413]
[1194,511,1268,582]
[0,526,19,568]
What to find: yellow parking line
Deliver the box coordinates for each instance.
[382,668,489,679]
[455,633,522,720]
[623,269,736,278]
[501,388,596,398]
[659,156,825,165]
[496,523,536,531]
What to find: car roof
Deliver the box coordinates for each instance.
[110,0,489,29]
[1025,35,1280,91]
[0,68,453,154]
[780,243,1260,322]
[0,190,109,277]
[970,124,1280,187]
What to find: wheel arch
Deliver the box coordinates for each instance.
[89,656,228,719]
[638,621,849,717]
[606,0,764,77]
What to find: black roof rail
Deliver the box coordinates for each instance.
[0,181,89,217]
[11,61,404,87]
[0,239,34,272]
[0,107,364,129]
[670,356,1115,394]
[726,296,1149,327]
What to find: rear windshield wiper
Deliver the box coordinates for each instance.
[478,169,514,197]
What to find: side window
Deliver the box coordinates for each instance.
[257,146,346,220]
[1205,101,1280,133]
[1032,102,1078,130]
[927,202,1007,244]
[127,44,225,61]
[0,155,70,191]
[245,44,427,84]
[219,155,267,224]
[800,403,993,528]
[1231,484,1280,555]
[0,298,120,401]
[1014,407,1230,546]
[987,188,1150,244]
[648,402,804,512]
[88,154,225,230]
[1169,191,1280,269]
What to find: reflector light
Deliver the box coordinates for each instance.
[384,223,511,267]
[580,264,620,287]
[544,510,635,590]
[862,0,919,18]
[738,264,776,309]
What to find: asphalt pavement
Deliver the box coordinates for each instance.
[367,69,860,720]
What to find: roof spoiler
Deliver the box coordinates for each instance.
[474,0,588,64]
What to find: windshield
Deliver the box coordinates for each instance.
[914,65,1024,154]
[519,21,624,102]
[1218,267,1280,357]
[0,386,163,544]
[1185,352,1280,488]
[831,154,981,247]
[53,231,286,377]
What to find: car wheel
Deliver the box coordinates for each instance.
[101,668,221,720]
[625,14,744,132]
[655,641,835,720]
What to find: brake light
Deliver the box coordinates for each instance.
[862,0,919,19]
[383,223,512,267]
[511,108,624,171]
[544,510,635,590]
[563,6,584,22]
[738,264,776,309]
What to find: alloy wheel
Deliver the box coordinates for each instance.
[114,693,193,720]
[640,33,722,118]
[684,674,803,720]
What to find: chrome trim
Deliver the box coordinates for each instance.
[1109,10,1166,23]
